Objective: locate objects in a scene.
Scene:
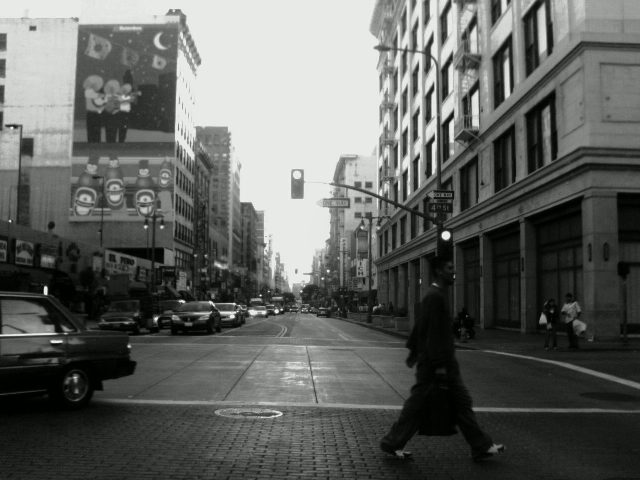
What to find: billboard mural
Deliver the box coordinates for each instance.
[69,154,174,222]
[73,23,178,144]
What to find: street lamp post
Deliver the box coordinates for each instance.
[91,175,105,249]
[374,44,443,190]
[5,124,24,225]
[143,213,164,293]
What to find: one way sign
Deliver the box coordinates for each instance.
[428,190,454,200]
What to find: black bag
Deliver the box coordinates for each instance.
[418,383,458,436]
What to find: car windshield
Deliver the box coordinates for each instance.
[215,303,236,311]
[108,301,139,312]
[253,306,266,311]
[175,302,211,312]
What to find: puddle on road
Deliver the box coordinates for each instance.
[214,407,283,419]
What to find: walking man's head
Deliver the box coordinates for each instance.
[431,256,455,286]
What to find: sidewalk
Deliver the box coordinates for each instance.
[334,313,639,354]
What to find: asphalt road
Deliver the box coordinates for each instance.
[2,311,639,480]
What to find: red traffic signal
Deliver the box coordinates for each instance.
[291,169,304,199]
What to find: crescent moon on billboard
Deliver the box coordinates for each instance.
[153,32,169,51]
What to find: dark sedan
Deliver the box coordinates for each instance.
[317,307,331,317]
[98,299,157,334]
[215,303,244,327]
[154,299,186,329]
[169,301,222,335]
[0,291,136,409]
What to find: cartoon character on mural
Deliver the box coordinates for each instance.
[104,155,126,209]
[158,157,173,189]
[73,155,101,216]
[83,75,106,143]
[134,159,157,217]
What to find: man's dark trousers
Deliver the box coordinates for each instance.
[382,367,494,455]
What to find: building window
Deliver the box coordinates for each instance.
[392,105,398,132]
[401,49,408,77]
[412,155,420,191]
[422,197,430,231]
[412,64,419,96]
[0,59,6,78]
[402,170,408,201]
[442,115,454,162]
[426,137,435,178]
[391,223,397,249]
[526,93,557,173]
[524,0,553,76]
[491,0,511,25]
[401,8,407,35]
[355,212,362,218]
[0,33,6,51]
[412,23,419,50]
[384,230,389,254]
[402,88,408,115]
[410,206,419,239]
[424,36,433,73]
[400,216,407,245]
[365,181,373,189]
[494,126,516,192]
[426,87,434,122]
[394,144,399,168]
[412,109,420,144]
[402,128,409,158]
[493,37,513,107]
[460,157,479,211]
[0,85,4,104]
[354,181,362,188]
[441,1,452,43]
[441,56,453,98]
[365,197,373,204]
[354,197,363,203]
[423,0,430,25]
[393,181,399,203]
[462,83,480,130]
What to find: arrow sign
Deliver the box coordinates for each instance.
[428,190,454,200]
[321,198,350,208]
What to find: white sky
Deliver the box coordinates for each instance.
[5,0,380,285]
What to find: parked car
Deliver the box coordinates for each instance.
[0,291,136,408]
[154,299,186,329]
[169,301,221,335]
[215,302,244,327]
[317,307,331,317]
[266,304,276,316]
[248,305,268,318]
[300,305,310,313]
[289,305,299,313]
[99,298,157,334]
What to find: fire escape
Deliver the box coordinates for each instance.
[453,0,481,144]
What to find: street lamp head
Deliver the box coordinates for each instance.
[374,44,392,53]
[159,218,165,229]
[358,219,366,231]
[143,218,149,230]
[5,124,22,130]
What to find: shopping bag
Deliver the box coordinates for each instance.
[538,313,548,327]
[573,319,587,336]
[418,383,457,436]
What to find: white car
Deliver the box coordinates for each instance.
[248,305,268,318]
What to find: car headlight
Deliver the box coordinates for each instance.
[171,315,180,321]
[229,313,235,319]
[198,315,210,321]
[153,314,160,322]
[249,309,256,315]
[274,308,280,314]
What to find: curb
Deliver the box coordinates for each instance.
[334,315,409,340]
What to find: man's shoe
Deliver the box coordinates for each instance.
[381,441,412,459]
[473,443,505,462]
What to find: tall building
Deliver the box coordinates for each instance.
[240,202,259,299]
[1,11,204,294]
[328,154,377,305]
[370,0,640,338]
[255,210,267,292]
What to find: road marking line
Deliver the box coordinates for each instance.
[96,398,640,413]
[483,350,640,391]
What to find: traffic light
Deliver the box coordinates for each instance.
[436,225,453,260]
[291,169,304,199]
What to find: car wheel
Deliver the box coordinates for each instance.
[49,366,94,409]
[206,320,214,334]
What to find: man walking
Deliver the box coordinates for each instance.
[380,257,504,462]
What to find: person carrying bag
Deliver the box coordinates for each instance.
[541,299,559,350]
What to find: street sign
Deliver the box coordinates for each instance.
[428,190,454,200]
[428,202,453,213]
[321,198,350,208]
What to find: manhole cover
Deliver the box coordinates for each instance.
[214,408,283,419]
[580,392,640,402]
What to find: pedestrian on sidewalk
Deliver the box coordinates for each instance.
[380,256,504,462]
[542,298,559,350]
[561,293,582,349]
